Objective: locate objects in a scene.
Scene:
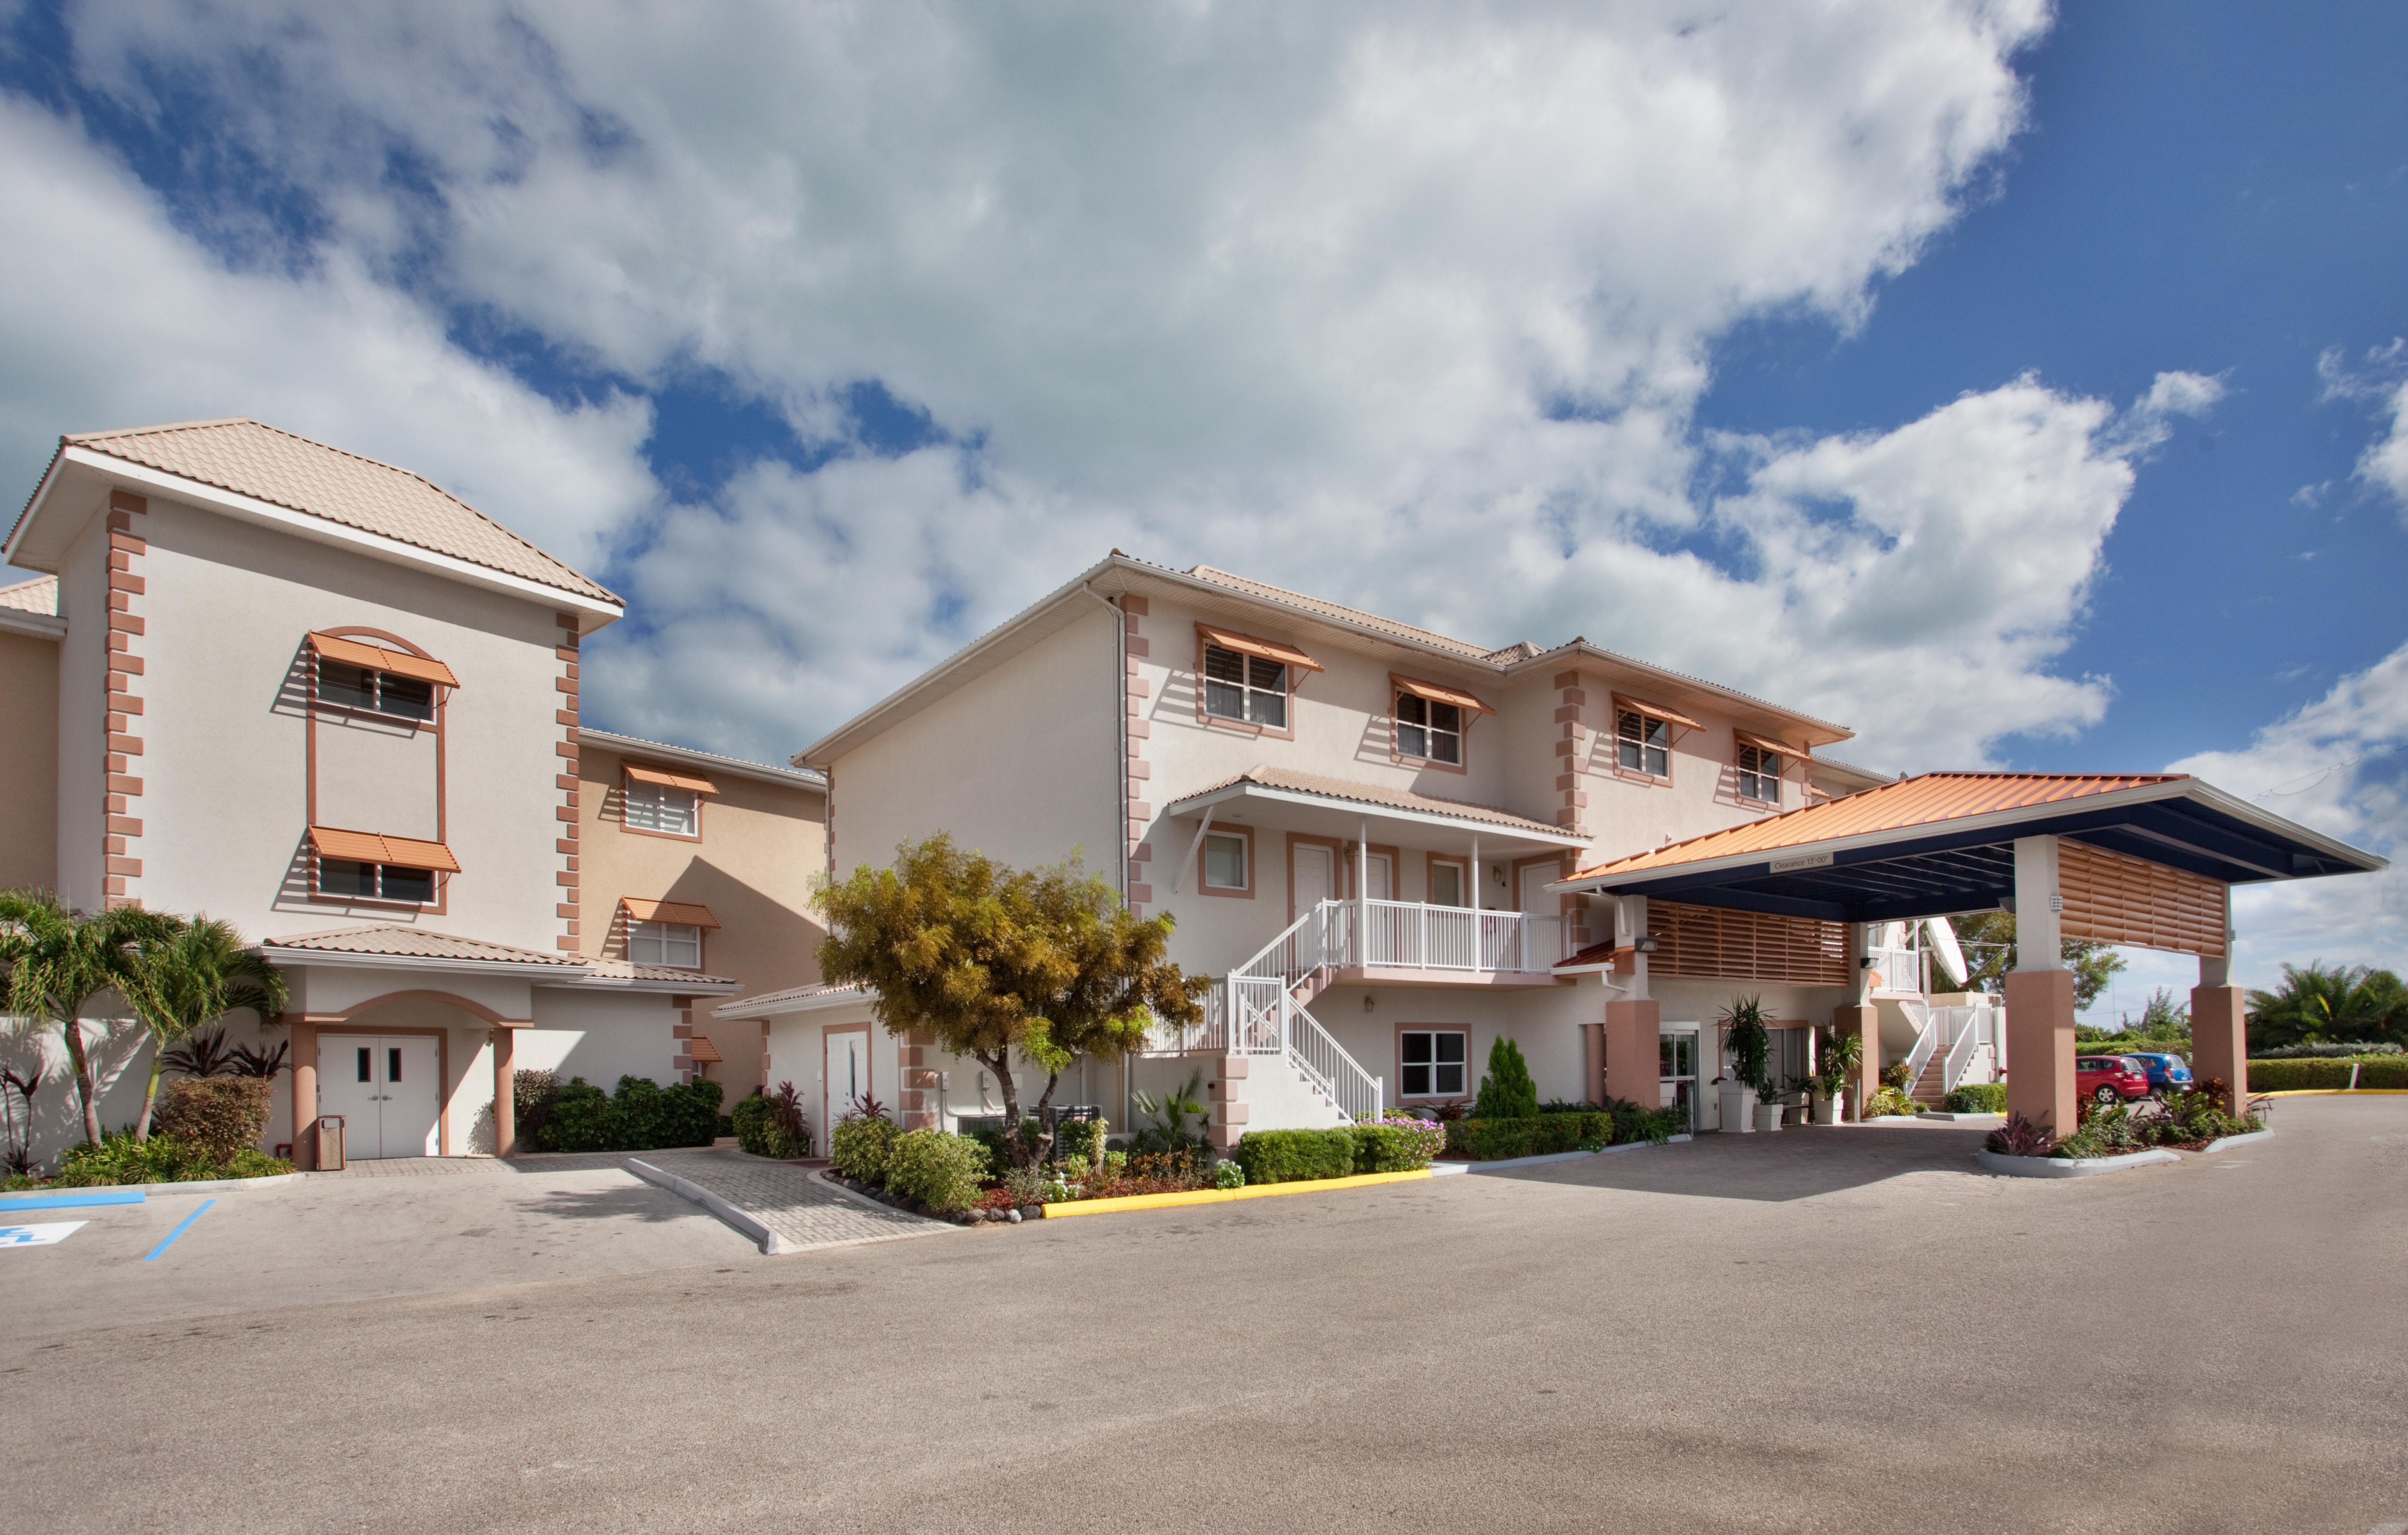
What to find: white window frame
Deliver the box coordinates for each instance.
[1201,643,1289,730]
[1426,857,1467,909]
[1395,692,1463,765]
[319,858,436,905]
[624,778,701,837]
[629,919,704,970]
[1201,831,1250,893]
[1736,744,1782,805]
[317,659,436,722]
[1617,709,1671,778]
[1399,1028,1468,1100]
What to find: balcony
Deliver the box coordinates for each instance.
[1252,898,1567,990]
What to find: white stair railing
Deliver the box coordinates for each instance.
[1940,1005,1981,1095]
[1896,995,1939,1092]
[1283,993,1384,1123]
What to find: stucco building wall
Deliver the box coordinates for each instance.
[0,627,59,891]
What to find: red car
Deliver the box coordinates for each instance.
[2076,1055,2152,1105]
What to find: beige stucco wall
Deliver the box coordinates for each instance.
[0,627,59,892]
[128,495,569,949]
[577,740,826,1099]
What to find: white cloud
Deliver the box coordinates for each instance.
[2314,340,2408,522]
[2356,381,2408,514]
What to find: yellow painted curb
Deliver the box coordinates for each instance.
[2252,1088,2408,1097]
[1037,1167,1434,1218]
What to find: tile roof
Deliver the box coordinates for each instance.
[1178,765,1573,838]
[259,925,585,966]
[0,574,56,615]
[57,419,618,604]
[713,981,873,1018]
[1567,772,2189,881]
[582,957,741,987]
[1186,566,1492,659]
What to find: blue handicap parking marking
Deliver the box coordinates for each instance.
[143,1198,214,1261]
[0,1221,89,1247]
[0,1190,147,1214]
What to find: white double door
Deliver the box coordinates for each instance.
[319,1036,441,1159]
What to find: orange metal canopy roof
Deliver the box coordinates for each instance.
[624,763,718,795]
[1196,622,1325,674]
[309,632,460,688]
[620,897,720,928]
[1393,674,1495,716]
[1567,772,2185,884]
[307,826,461,872]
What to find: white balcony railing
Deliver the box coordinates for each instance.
[1865,945,1921,994]
[1296,898,1565,978]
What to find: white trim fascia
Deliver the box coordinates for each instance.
[713,984,873,1020]
[1551,778,2387,895]
[253,946,589,980]
[578,730,826,791]
[1159,781,1590,848]
[1498,640,1854,749]
[45,448,624,622]
[1,448,72,568]
[0,608,64,640]
[542,974,745,996]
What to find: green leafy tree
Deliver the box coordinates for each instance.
[2246,963,2408,1051]
[1946,911,2126,1010]
[119,915,289,1142]
[0,891,166,1147]
[816,835,1203,1169]
[1473,1036,1538,1119]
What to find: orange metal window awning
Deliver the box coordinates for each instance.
[1392,674,1495,717]
[1196,624,1325,674]
[1734,729,1803,758]
[307,632,461,689]
[1613,693,1700,731]
[308,826,461,872]
[684,1036,725,1064]
[624,763,719,796]
[620,897,721,929]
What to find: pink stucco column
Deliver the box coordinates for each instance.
[492,1026,517,1158]
[1832,1004,1878,1121]
[1581,1020,1605,1106]
[288,1018,318,1170]
[2190,984,2248,1116]
[1604,999,1659,1107]
[2005,968,2077,1136]
[1207,1053,1248,1150]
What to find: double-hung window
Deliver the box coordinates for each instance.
[624,779,700,836]
[1618,710,1670,777]
[1400,1030,1468,1099]
[309,827,457,907]
[629,920,703,969]
[318,660,436,721]
[1201,832,1250,893]
[1736,744,1783,804]
[1396,693,1463,764]
[1202,644,1288,729]
[319,858,436,903]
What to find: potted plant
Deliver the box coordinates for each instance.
[1752,1076,1786,1133]
[1812,1027,1862,1124]
[1718,996,1770,1135]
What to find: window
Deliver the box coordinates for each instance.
[1618,710,1670,777]
[1400,1030,1468,1099]
[317,660,435,721]
[1427,860,1465,908]
[319,858,436,904]
[624,779,701,836]
[1396,693,1463,764]
[1202,644,1288,729]
[1737,744,1782,804]
[629,920,703,969]
[1202,832,1249,892]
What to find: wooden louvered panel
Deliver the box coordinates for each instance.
[2058,839,2227,957]
[1648,901,1850,987]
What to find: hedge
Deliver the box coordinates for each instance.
[829,1114,898,1183]
[1351,1119,1443,1173]
[882,1129,989,1212]
[153,1077,273,1164]
[1233,1127,1357,1184]
[1942,1082,2008,1113]
[731,1093,808,1159]
[536,1075,723,1152]
[2244,1056,2408,1091]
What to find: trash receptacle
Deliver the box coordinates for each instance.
[317,1114,345,1172]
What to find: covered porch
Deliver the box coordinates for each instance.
[1553,771,2386,1134]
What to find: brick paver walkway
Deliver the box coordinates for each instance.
[635,1148,955,1254]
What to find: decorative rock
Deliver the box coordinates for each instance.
[1021,1205,1043,1221]
[1005,1208,1022,1224]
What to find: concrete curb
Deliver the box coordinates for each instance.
[628,1157,796,1255]
[1916,1111,2003,1123]
[1449,1136,1686,1174]
[2197,1128,2274,1154]
[2251,1088,2408,1097]
[1975,1148,2181,1178]
[11,1172,306,1198]
[1038,1167,1433,1218]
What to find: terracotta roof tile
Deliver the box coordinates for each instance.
[1176,765,1572,838]
[1568,772,2189,881]
[62,419,617,604]
[581,957,740,986]
[1186,566,1491,658]
[259,924,584,966]
[0,574,57,615]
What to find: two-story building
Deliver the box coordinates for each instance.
[0,419,826,1167]
[737,553,1917,1147]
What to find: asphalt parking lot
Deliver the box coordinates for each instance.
[3,1097,2402,1535]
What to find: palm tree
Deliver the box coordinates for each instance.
[0,891,167,1147]
[2246,962,2408,1051]
[119,915,289,1142]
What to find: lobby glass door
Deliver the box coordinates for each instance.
[1659,1028,1699,1134]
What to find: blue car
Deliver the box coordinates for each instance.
[2120,1051,2193,1095]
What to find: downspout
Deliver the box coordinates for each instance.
[1080,583,1130,1135]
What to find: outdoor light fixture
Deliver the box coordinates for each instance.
[1363,993,1375,1012]
[1858,956,1874,969]
[1635,935,1660,954]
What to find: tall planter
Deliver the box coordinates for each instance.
[1718,1082,1758,1134]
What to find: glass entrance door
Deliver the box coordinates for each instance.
[1659,1029,1699,1134]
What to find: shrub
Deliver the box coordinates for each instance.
[514,1069,560,1147]
[1473,1037,1539,1120]
[1864,1086,1921,1119]
[2361,1058,2408,1089]
[731,1093,793,1158]
[882,1129,989,1212]
[2250,1041,2401,1058]
[1233,1127,1357,1184]
[2240,1058,2352,1092]
[540,1078,617,1151]
[1450,1117,1538,1161]
[1985,1112,2055,1157]
[1879,1060,1913,1092]
[1213,1159,1245,1189]
[152,1077,272,1164]
[660,1078,723,1148]
[53,1130,215,1186]
[829,1112,899,1184]
[1531,1114,1583,1154]
[1942,1082,2008,1114]
[1351,1118,1442,1173]
[1051,1114,1108,1170]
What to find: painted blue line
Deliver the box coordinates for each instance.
[143,1198,213,1262]
[0,1190,147,1213]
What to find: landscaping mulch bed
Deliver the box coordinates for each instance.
[820,1168,1045,1225]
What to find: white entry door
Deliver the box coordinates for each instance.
[1293,844,1334,916]
[1361,852,1394,901]
[825,1027,869,1142]
[1518,862,1557,915]
[319,1036,441,1158]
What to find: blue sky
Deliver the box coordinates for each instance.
[0,1,2400,1002]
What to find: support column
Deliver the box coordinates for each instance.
[288,1017,318,1170]
[1581,1020,1605,1106]
[2191,981,2248,1116]
[1207,1053,1248,1150]
[900,1027,940,1130]
[492,1026,517,1158]
[2006,835,2076,1136]
[1832,1005,1878,1121]
[1604,999,1660,1107]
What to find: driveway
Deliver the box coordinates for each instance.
[2,1098,2401,1534]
